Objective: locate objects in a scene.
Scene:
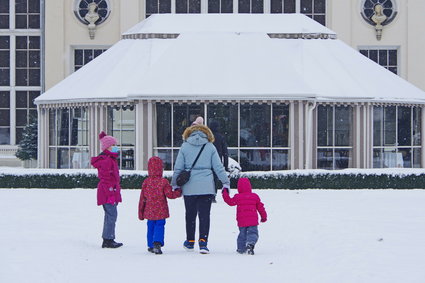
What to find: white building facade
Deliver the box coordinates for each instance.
[1,0,425,171]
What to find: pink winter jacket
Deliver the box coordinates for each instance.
[222,178,267,227]
[91,150,122,206]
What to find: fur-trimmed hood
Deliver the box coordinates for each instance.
[182,124,215,145]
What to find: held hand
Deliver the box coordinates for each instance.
[222,187,229,194]
[260,218,267,223]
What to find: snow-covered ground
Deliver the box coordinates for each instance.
[1,189,425,283]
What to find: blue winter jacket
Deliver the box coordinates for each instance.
[171,124,230,196]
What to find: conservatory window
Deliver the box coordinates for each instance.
[176,0,201,13]
[107,106,136,170]
[208,0,233,13]
[0,91,10,145]
[373,106,421,168]
[15,91,38,143]
[74,48,107,71]
[359,48,398,75]
[48,108,90,169]
[238,0,264,13]
[154,102,290,171]
[146,0,172,17]
[317,105,353,169]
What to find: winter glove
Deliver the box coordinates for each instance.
[260,218,267,223]
[222,187,229,194]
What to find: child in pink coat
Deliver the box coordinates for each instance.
[139,156,182,254]
[222,177,267,255]
[91,131,123,249]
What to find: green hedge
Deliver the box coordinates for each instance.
[1,171,425,189]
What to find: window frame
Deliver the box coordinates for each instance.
[359,46,400,75]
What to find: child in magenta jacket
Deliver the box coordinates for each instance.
[222,177,267,255]
[139,156,182,254]
[91,131,123,249]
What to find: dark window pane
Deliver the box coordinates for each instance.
[74,50,83,66]
[176,0,188,13]
[16,50,27,67]
[29,91,40,108]
[0,68,9,85]
[252,0,263,13]
[28,0,40,13]
[378,50,387,66]
[238,0,250,13]
[0,128,10,144]
[159,0,171,13]
[271,0,282,13]
[335,149,351,169]
[84,50,94,64]
[413,107,421,146]
[0,36,9,49]
[301,0,312,13]
[207,104,238,147]
[0,91,9,108]
[284,0,296,13]
[388,50,397,66]
[16,109,28,126]
[16,91,28,108]
[15,14,27,29]
[317,148,333,169]
[272,104,289,147]
[383,106,396,146]
[369,50,378,62]
[189,0,201,13]
[221,0,233,13]
[58,109,70,146]
[240,149,271,171]
[208,0,219,13]
[373,148,382,168]
[29,51,40,67]
[240,104,270,147]
[388,67,397,74]
[146,0,158,14]
[16,36,27,49]
[397,106,411,146]
[314,0,326,13]
[156,149,172,170]
[173,104,204,147]
[156,104,171,147]
[0,109,10,125]
[15,127,24,144]
[15,68,27,86]
[413,148,421,168]
[15,0,27,13]
[359,49,368,57]
[29,109,37,121]
[373,106,382,146]
[28,14,40,29]
[29,36,40,49]
[272,149,289,170]
[398,148,412,168]
[0,15,9,29]
[0,0,9,13]
[29,69,40,86]
[93,49,104,57]
[314,15,326,26]
[0,50,9,67]
[334,106,352,146]
[317,105,333,146]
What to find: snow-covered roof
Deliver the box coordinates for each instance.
[35,14,425,105]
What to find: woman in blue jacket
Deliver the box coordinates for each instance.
[172,122,230,254]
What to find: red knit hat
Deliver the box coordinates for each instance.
[99,131,118,151]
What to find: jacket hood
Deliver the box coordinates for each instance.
[182,124,215,146]
[91,150,117,165]
[148,156,163,177]
[237,178,252,194]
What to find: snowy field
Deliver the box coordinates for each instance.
[1,189,425,283]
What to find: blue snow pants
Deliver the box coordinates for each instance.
[102,203,117,240]
[147,219,166,248]
[237,226,259,252]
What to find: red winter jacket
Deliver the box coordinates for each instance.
[222,178,267,227]
[139,156,181,221]
[91,150,122,206]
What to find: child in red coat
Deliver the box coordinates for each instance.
[139,156,182,254]
[91,131,123,249]
[222,177,267,255]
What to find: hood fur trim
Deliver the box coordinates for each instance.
[182,124,215,143]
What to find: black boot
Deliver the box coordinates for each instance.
[147,247,154,253]
[102,239,123,248]
[153,241,163,255]
[246,244,255,255]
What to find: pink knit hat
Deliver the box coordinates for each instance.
[191,116,204,126]
[99,131,118,151]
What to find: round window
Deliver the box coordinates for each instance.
[360,0,397,26]
[73,0,111,25]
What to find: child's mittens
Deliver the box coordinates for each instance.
[260,218,267,223]
[222,187,229,194]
